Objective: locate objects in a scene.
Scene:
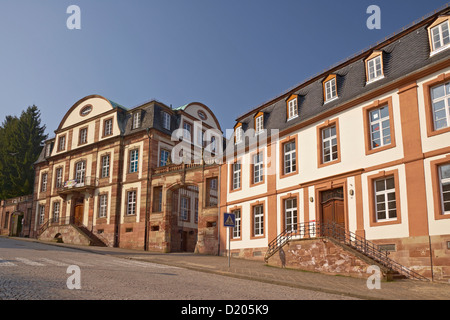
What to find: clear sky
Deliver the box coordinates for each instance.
[0,0,448,138]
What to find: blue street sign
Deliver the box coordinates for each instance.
[223,213,236,227]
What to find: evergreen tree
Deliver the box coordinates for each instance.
[0,106,47,199]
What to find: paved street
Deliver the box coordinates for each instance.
[0,237,356,300]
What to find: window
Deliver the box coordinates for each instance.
[196,130,204,147]
[430,20,450,52]
[75,161,86,184]
[285,198,298,233]
[132,112,141,129]
[255,115,264,133]
[160,149,170,167]
[235,125,243,144]
[39,205,45,225]
[58,135,66,152]
[324,77,337,102]
[438,164,450,215]
[101,155,110,178]
[288,97,298,120]
[232,209,241,239]
[45,144,52,157]
[180,196,190,221]
[163,112,171,130]
[374,176,397,222]
[253,205,264,237]
[431,82,450,130]
[127,190,137,215]
[206,178,218,207]
[321,126,338,163]
[252,152,264,184]
[55,168,63,189]
[367,55,383,82]
[99,194,107,218]
[129,149,139,173]
[194,198,199,223]
[153,187,163,212]
[183,122,192,141]
[79,127,87,145]
[104,119,113,136]
[52,202,60,223]
[3,212,9,229]
[283,141,296,175]
[41,173,48,192]
[369,106,391,149]
[232,161,241,190]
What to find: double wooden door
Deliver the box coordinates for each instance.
[320,187,345,227]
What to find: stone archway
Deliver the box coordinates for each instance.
[166,184,200,252]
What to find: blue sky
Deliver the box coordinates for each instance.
[0,0,448,138]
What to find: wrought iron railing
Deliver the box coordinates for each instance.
[264,221,429,281]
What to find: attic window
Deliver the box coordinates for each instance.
[365,51,384,84]
[254,112,264,134]
[132,111,141,129]
[323,75,338,103]
[235,124,243,144]
[287,95,298,120]
[429,19,450,54]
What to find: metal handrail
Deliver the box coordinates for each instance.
[265,221,429,281]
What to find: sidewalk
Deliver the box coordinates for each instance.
[9,237,450,300]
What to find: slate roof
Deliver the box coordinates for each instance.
[235,9,450,136]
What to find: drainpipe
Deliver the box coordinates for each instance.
[217,167,221,256]
[144,128,152,251]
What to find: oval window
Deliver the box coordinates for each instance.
[197,110,207,120]
[80,105,93,116]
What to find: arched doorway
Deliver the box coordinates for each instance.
[167,184,199,252]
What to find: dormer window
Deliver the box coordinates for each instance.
[254,112,264,134]
[428,17,450,55]
[132,111,141,129]
[365,51,384,83]
[287,95,298,120]
[235,124,243,144]
[323,75,337,103]
[45,143,52,157]
[163,112,171,130]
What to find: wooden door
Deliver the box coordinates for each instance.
[74,204,84,225]
[320,188,345,227]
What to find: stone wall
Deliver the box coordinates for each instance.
[267,238,382,279]
[39,225,91,246]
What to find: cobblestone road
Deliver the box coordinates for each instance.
[0,237,356,300]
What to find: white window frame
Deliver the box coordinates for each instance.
[369,105,391,149]
[58,135,66,151]
[180,196,190,221]
[41,173,48,192]
[55,167,63,189]
[431,82,450,130]
[79,128,87,145]
[132,112,141,129]
[235,126,243,144]
[163,112,171,130]
[255,115,264,134]
[253,205,264,237]
[324,78,337,102]
[99,194,108,218]
[52,202,60,223]
[232,209,241,239]
[374,176,397,222]
[439,164,450,215]
[183,122,192,141]
[431,21,450,53]
[104,119,113,136]
[129,149,139,173]
[283,141,296,175]
[75,161,86,184]
[39,205,45,225]
[322,126,338,163]
[253,152,264,184]
[45,144,52,157]
[127,190,137,216]
[288,99,298,120]
[101,155,110,178]
[285,198,298,233]
[232,161,241,190]
[367,55,383,82]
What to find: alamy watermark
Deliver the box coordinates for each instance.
[66,265,81,290]
[66,5,81,30]
[366,265,381,290]
[367,5,381,30]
